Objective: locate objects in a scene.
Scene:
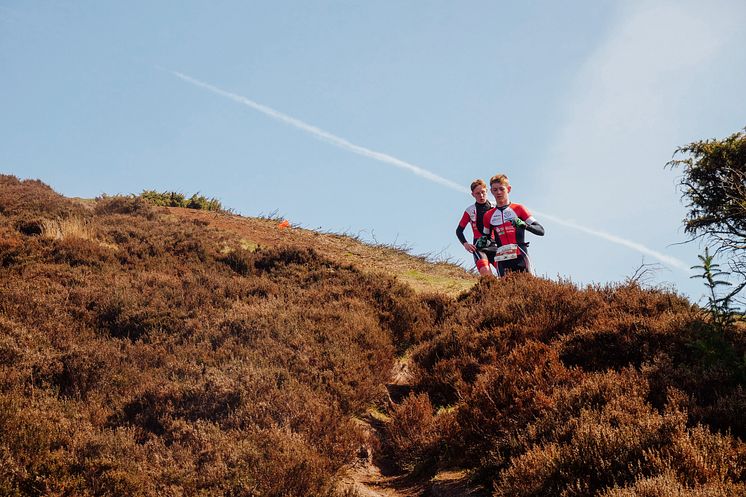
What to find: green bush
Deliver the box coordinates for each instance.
[139,190,224,212]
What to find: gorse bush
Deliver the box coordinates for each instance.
[140,190,225,212]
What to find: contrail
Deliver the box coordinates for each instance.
[169,70,690,272]
[171,71,465,192]
[534,211,690,272]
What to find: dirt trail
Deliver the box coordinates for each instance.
[336,357,419,497]
[337,359,489,497]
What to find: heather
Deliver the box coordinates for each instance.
[3,175,746,496]
[385,277,746,495]
[0,175,430,496]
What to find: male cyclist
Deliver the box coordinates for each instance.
[480,174,545,276]
[456,179,494,276]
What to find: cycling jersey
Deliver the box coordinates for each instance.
[482,203,544,276]
[456,200,494,271]
[456,200,493,244]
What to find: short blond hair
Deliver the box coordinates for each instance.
[489,174,510,187]
[470,179,487,192]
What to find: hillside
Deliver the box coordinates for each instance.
[1,175,745,497]
[161,207,474,297]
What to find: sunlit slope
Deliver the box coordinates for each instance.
[164,206,475,296]
[0,175,441,496]
[383,276,746,495]
[4,175,744,497]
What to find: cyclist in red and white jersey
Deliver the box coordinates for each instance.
[481,174,545,276]
[456,179,494,276]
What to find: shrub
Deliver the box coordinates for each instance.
[1,177,430,495]
[50,344,112,400]
[15,219,43,236]
[494,372,746,496]
[411,276,610,406]
[403,276,746,493]
[49,237,113,267]
[0,175,86,219]
[383,392,445,473]
[5,177,746,496]
[220,248,254,276]
[94,195,155,218]
[420,291,454,327]
[0,233,23,267]
[90,287,187,341]
[601,472,746,497]
[559,312,684,372]
[452,341,578,475]
[139,190,224,212]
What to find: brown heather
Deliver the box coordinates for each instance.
[2,175,746,496]
[387,273,746,495]
[0,175,430,496]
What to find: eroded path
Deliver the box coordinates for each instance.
[338,359,489,497]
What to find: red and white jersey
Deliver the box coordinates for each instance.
[482,203,536,255]
[458,201,492,241]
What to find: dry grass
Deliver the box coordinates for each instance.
[40,217,95,241]
[165,206,475,297]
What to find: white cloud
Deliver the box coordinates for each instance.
[536,0,744,277]
[546,1,729,196]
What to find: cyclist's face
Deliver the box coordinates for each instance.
[471,185,488,204]
[490,182,511,203]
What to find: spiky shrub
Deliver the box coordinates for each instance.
[691,247,741,331]
[139,190,224,212]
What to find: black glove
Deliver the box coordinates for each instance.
[475,236,491,250]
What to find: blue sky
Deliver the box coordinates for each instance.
[2,1,745,302]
